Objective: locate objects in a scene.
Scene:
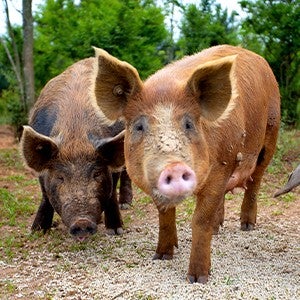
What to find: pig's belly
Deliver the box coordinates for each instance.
[225,161,256,194]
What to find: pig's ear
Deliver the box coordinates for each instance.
[93,47,143,120]
[94,130,125,169]
[21,126,59,172]
[186,55,237,122]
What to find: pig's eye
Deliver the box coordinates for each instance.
[134,123,145,132]
[93,171,103,181]
[183,115,195,132]
[132,116,148,135]
[56,175,64,184]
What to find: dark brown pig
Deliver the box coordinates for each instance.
[21,57,132,241]
[92,45,280,282]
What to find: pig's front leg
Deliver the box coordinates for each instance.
[212,195,225,234]
[103,172,123,235]
[187,193,221,284]
[153,207,178,260]
[119,169,133,210]
[31,177,54,233]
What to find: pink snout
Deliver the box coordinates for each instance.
[157,163,197,199]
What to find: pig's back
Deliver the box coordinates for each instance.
[147,45,275,88]
[29,58,113,139]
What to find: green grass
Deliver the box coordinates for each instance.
[0,148,24,170]
[0,280,17,294]
[0,188,36,226]
[0,234,29,261]
[268,127,300,174]
[177,196,195,224]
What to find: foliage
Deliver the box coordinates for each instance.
[0,74,27,132]
[177,0,240,55]
[0,26,27,129]
[34,0,168,90]
[239,0,300,127]
[0,0,299,129]
[269,126,300,174]
[0,88,27,134]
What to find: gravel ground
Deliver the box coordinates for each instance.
[1,212,299,300]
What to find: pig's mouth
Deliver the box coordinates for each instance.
[75,235,88,242]
[152,189,192,211]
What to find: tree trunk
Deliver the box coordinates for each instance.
[22,0,35,111]
[2,0,25,108]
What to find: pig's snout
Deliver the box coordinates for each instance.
[69,218,97,240]
[157,163,197,200]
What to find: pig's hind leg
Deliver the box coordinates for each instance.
[31,176,54,233]
[119,169,133,210]
[241,123,279,231]
[103,172,124,235]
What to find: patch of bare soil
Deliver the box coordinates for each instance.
[0,125,299,299]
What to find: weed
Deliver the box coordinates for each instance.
[0,235,26,261]
[135,207,147,219]
[280,193,296,203]
[215,249,226,257]
[101,264,109,272]
[126,262,138,268]
[134,291,157,300]
[97,244,115,259]
[224,275,234,285]
[69,241,92,252]
[137,195,152,205]
[0,280,17,294]
[225,193,235,201]
[272,210,283,216]
[122,214,133,228]
[177,196,195,223]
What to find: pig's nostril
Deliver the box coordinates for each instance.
[182,172,190,181]
[166,175,172,184]
[70,225,81,236]
[86,226,96,234]
[158,163,197,199]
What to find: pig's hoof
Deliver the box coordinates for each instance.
[186,274,208,284]
[106,227,124,235]
[116,227,124,235]
[241,222,255,231]
[120,203,131,210]
[31,223,51,234]
[213,225,222,235]
[152,253,173,260]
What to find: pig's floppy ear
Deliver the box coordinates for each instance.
[94,130,125,169]
[186,55,237,122]
[93,47,143,120]
[21,126,59,172]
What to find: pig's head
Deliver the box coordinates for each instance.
[21,125,125,240]
[93,48,236,211]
